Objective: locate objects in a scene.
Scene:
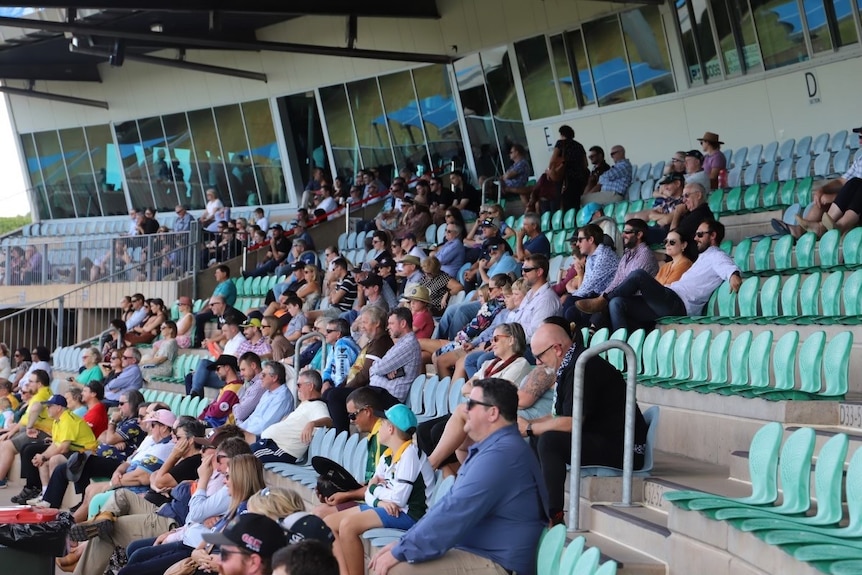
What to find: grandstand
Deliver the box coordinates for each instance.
[0,1,861,574]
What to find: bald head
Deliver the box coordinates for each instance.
[530,323,573,371]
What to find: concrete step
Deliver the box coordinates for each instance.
[587,503,670,563]
[578,532,667,575]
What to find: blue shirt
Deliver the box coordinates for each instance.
[523,233,551,257]
[213,279,238,307]
[488,254,519,277]
[104,365,143,402]
[598,159,633,195]
[435,239,465,278]
[240,384,295,436]
[392,424,548,575]
[574,244,619,298]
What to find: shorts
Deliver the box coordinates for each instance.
[359,503,417,530]
[11,429,50,452]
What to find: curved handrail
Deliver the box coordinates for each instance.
[568,340,638,532]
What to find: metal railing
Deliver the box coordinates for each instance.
[568,340,639,532]
[0,240,198,351]
[295,331,328,372]
[1,230,199,286]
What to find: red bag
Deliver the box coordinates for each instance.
[0,506,60,523]
[534,174,559,200]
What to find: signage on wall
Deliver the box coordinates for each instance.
[805,71,820,105]
[544,126,554,149]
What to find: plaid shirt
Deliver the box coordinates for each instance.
[598,159,633,195]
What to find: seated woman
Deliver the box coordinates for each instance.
[140,321,179,379]
[417,256,463,316]
[296,265,322,312]
[117,445,263,575]
[101,320,127,362]
[72,346,106,386]
[171,297,195,349]
[125,299,167,345]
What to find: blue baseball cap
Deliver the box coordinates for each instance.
[380,404,418,434]
[44,394,68,408]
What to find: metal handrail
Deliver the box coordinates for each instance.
[568,340,638,532]
[295,331,328,372]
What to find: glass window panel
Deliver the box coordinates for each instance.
[320,84,361,182]
[160,113,201,210]
[411,65,465,172]
[676,1,705,83]
[583,15,636,106]
[804,0,834,52]
[20,134,51,220]
[621,7,676,98]
[277,92,330,193]
[58,127,101,217]
[241,99,287,206]
[137,115,179,212]
[33,130,75,218]
[346,78,395,174]
[187,108,230,209]
[214,104,253,208]
[691,0,724,80]
[115,120,155,211]
[482,47,530,174]
[728,0,764,72]
[751,0,809,69]
[454,54,500,180]
[85,124,126,216]
[378,70,428,171]
[564,29,596,106]
[833,0,858,46]
[514,35,562,120]
[550,35,579,110]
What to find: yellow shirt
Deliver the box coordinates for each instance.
[26,386,54,434]
[52,410,97,452]
[2,394,19,411]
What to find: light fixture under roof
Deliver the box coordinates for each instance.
[150,23,163,33]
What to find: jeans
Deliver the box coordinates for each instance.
[184,359,225,395]
[437,302,481,340]
[606,269,686,331]
[118,539,191,575]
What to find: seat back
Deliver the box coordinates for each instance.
[808,433,850,524]
[742,165,758,187]
[753,237,772,272]
[594,562,619,575]
[748,331,774,390]
[820,272,844,317]
[844,270,862,316]
[671,329,693,380]
[778,138,796,161]
[558,536,586,575]
[772,331,800,391]
[689,330,712,381]
[737,276,759,317]
[742,184,761,211]
[773,234,795,271]
[732,147,749,168]
[536,524,568,575]
[758,161,776,185]
[724,186,743,212]
[779,274,801,317]
[747,144,763,166]
[733,238,752,272]
[775,427,817,514]
[842,227,862,266]
[636,162,652,182]
[640,405,660,472]
[798,273,822,316]
[728,331,753,389]
[571,547,601,575]
[706,330,732,384]
[818,229,841,269]
[625,329,646,374]
[339,433,360,468]
[795,232,817,269]
[811,132,830,155]
[651,330,676,380]
[797,331,826,394]
[639,329,661,378]
[762,141,779,163]
[813,152,832,178]
[832,148,852,175]
[822,332,853,397]
[795,135,813,158]
[747,422,784,504]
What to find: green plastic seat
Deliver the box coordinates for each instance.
[589,327,609,350]
[793,272,822,324]
[664,422,783,509]
[654,329,693,389]
[536,524,568,575]
[818,229,841,270]
[687,330,713,383]
[795,232,818,270]
[639,330,677,386]
[742,184,761,212]
[638,329,661,379]
[778,274,801,323]
[742,331,774,394]
[602,203,616,220]
[755,275,781,323]
[797,331,827,395]
[723,186,743,213]
[752,237,772,273]
[841,270,862,323]
[705,330,751,395]
[779,179,797,205]
[551,210,563,231]
[687,427,816,515]
[569,547,600,575]
[250,276,264,296]
[625,329,646,374]
[707,190,724,214]
[760,181,780,209]
[563,208,576,230]
[177,394,192,416]
[733,238,752,272]
[614,202,629,225]
[540,211,551,230]
[751,331,800,399]
[701,280,736,323]
[773,234,795,272]
[828,559,862,574]
[552,232,566,256]
[681,330,731,390]
[594,562,618,575]
[796,177,814,205]
[719,239,732,255]
[720,432,849,527]
[557,536,585,575]
[821,332,853,398]
[817,272,844,324]
[736,276,760,319]
[606,328,628,371]
[842,227,862,267]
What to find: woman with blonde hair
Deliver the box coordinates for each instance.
[247,486,306,519]
[71,347,105,386]
[296,264,322,311]
[0,343,10,382]
[418,256,463,315]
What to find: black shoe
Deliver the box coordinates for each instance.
[11,485,41,504]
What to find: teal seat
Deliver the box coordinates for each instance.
[707,190,724,214]
[842,227,862,267]
[752,237,772,273]
[536,524,568,575]
[569,547,600,575]
[840,270,862,324]
[796,177,814,205]
[721,432,848,529]
[563,208,576,230]
[742,184,761,212]
[638,329,661,379]
[831,560,862,575]
[625,329,646,374]
[795,232,817,270]
[606,327,628,371]
[701,281,735,323]
[615,202,630,225]
[760,181,780,208]
[552,232,566,256]
[680,330,730,390]
[540,211,551,230]
[742,331,774,394]
[733,238,752,272]
[723,186,743,213]
[686,427,816,516]
[736,276,759,319]
[777,274,801,323]
[594,562,618,575]
[686,330,713,383]
[820,332,853,398]
[779,179,797,204]
[773,234,795,272]
[704,330,751,395]
[653,330,692,389]
[551,210,563,230]
[557,536,586,575]
[755,275,781,324]
[797,331,827,396]
[664,422,783,509]
[639,329,676,386]
[750,331,800,399]
[818,229,841,270]
[793,272,822,324]
[817,272,844,324]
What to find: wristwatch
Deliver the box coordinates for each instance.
[526,423,534,437]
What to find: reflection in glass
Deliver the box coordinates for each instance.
[34,130,75,218]
[160,113,199,209]
[483,46,530,173]
[515,35,561,120]
[411,65,464,172]
[187,108,230,209]
[346,78,394,173]
[115,120,154,211]
[137,115,178,212]
[804,0,834,52]
[21,134,51,220]
[564,29,596,105]
[242,99,287,206]
[214,104,253,207]
[751,0,809,69]
[455,53,500,180]
[584,15,635,106]
[728,0,763,72]
[86,125,125,216]
[834,0,857,46]
[378,71,427,171]
[278,92,329,193]
[59,127,101,217]
[621,7,676,99]
[320,84,361,182]
[550,35,579,110]
[690,0,723,80]
[677,0,704,83]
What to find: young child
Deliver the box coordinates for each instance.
[403,285,434,339]
[0,397,15,430]
[324,404,435,575]
[0,381,19,412]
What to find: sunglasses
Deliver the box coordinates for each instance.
[492,335,511,343]
[466,398,496,411]
[695,231,711,237]
[622,229,635,235]
[663,239,678,246]
[521,267,536,273]
[348,408,366,421]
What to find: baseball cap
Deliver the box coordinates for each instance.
[270,224,284,231]
[397,232,416,242]
[289,261,306,272]
[141,409,177,428]
[659,172,686,185]
[44,394,68,408]
[378,403,418,434]
[358,273,383,287]
[202,513,287,557]
[207,355,239,372]
[194,426,241,448]
[685,149,704,162]
[280,512,336,547]
[241,318,263,329]
[376,257,395,269]
[853,126,862,134]
[482,236,506,249]
[481,217,501,228]
[401,255,421,266]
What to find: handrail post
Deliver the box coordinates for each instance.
[57,295,64,349]
[294,331,327,371]
[567,340,638,532]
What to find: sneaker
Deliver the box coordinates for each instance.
[69,512,115,542]
[0,478,7,489]
[26,496,50,508]
[11,486,41,504]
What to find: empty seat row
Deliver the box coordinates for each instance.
[141,388,206,417]
[734,228,862,276]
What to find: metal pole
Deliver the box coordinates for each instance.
[294,331,327,371]
[57,295,64,349]
[567,340,638,532]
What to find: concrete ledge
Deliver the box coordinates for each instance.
[667,533,731,575]
[668,507,728,549]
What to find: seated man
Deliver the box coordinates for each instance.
[231,352,265,426]
[514,212,551,262]
[326,404,435,575]
[243,224,292,278]
[577,219,741,331]
[646,182,714,255]
[583,145,632,205]
[367,308,423,403]
[199,355,245,428]
[630,172,685,228]
[185,312,247,398]
[249,369,332,464]
[518,324,648,526]
[320,318,361,392]
[193,264,238,347]
[369,378,549,575]
[0,368,54,488]
[236,361,295,437]
[104,348,143,407]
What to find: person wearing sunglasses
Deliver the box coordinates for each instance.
[518,323,648,527]
[660,181,714,257]
[654,231,693,286]
[320,319,361,393]
[577,219,741,331]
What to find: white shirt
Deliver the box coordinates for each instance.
[127,217,138,236]
[317,197,338,216]
[517,283,562,338]
[408,246,427,259]
[255,216,269,232]
[261,399,330,458]
[668,246,739,315]
[222,332,247,357]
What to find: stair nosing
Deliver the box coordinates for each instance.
[592,504,671,537]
